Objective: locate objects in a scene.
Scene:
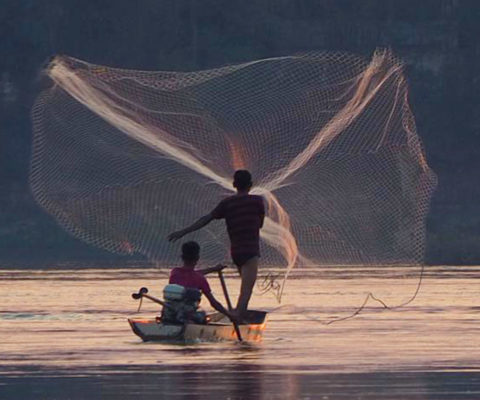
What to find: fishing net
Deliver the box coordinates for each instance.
[30,50,436,281]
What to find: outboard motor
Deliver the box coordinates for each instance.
[161,284,206,324]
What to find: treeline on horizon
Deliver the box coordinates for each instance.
[0,0,479,265]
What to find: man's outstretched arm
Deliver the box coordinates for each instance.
[167,213,214,242]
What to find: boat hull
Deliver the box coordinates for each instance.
[128,310,267,343]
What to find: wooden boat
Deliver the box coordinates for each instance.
[128,310,267,343]
[129,267,267,343]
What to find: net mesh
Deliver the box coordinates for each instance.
[30,50,437,278]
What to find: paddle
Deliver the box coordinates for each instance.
[199,264,227,276]
[218,270,243,342]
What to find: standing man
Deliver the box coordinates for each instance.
[167,170,265,319]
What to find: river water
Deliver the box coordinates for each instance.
[1,265,479,399]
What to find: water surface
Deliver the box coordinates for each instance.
[1,265,479,399]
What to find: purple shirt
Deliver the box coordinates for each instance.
[169,267,211,294]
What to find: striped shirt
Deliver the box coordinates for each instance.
[211,194,265,258]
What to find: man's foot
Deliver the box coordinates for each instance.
[229,308,248,324]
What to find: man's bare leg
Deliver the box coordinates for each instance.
[235,256,259,318]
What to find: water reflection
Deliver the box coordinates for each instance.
[3,363,480,399]
[1,266,480,399]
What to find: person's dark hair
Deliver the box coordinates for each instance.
[181,241,200,262]
[233,170,252,191]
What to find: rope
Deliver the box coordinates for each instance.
[321,263,425,325]
[258,263,426,325]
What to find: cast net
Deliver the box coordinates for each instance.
[30,50,436,286]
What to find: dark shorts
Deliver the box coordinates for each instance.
[232,253,259,268]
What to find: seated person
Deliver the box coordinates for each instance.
[168,241,232,320]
